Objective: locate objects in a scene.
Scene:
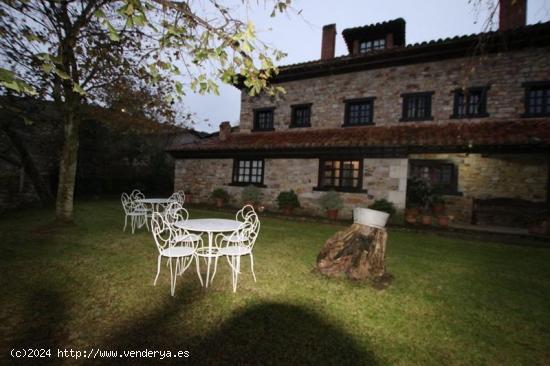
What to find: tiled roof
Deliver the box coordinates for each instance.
[269,21,550,83]
[341,18,406,53]
[168,120,550,156]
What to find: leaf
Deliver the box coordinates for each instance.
[72,83,86,96]
[54,68,70,80]
[42,63,54,74]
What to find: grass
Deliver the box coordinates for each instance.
[1,200,549,365]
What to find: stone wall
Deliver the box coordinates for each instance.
[409,153,549,223]
[239,48,550,131]
[174,158,408,218]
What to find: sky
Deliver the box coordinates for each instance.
[185,0,550,133]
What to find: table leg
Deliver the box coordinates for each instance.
[205,231,213,288]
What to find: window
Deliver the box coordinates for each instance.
[452,87,489,118]
[409,160,458,195]
[522,81,550,117]
[290,104,312,128]
[359,39,386,53]
[344,98,375,126]
[232,159,264,185]
[317,159,363,192]
[253,108,274,131]
[401,92,434,121]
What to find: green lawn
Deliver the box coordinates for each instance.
[1,200,549,365]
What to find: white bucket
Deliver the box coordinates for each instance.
[353,207,389,228]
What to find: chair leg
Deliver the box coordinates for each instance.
[169,258,177,296]
[250,253,257,282]
[123,215,128,232]
[144,215,150,231]
[211,256,219,285]
[195,255,203,287]
[131,217,135,234]
[154,255,162,286]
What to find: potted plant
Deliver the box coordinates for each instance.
[405,178,430,225]
[431,192,445,215]
[276,190,300,215]
[241,185,263,211]
[318,190,343,219]
[211,188,229,208]
[369,199,396,217]
[437,215,451,228]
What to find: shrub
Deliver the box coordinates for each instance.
[241,185,262,204]
[369,199,396,216]
[211,188,229,203]
[318,190,343,210]
[276,190,300,209]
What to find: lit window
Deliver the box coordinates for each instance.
[318,159,363,191]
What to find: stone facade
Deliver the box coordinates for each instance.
[173,28,550,226]
[175,158,408,218]
[239,48,550,132]
[409,153,549,223]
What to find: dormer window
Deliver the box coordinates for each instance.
[359,39,386,53]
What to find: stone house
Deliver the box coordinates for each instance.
[170,0,550,226]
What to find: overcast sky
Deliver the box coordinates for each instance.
[185,0,550,133]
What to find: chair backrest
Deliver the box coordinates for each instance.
[130,189,145,201]
[165,201,189,224]
[121,193,134,214]
[151,212,173,254]
[236,204,256,222]
[238,210,261,249]
[176,190,186,205]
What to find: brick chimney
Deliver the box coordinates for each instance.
[219,121,231,141]
[499,0,527,31]
[321,24,337,60]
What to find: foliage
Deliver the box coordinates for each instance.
[0,0,294,220]
[276,189,300,209]
[212,188,229,203]
[406,177,432,210]
[369,199,396,216]
[241,185,263,204]
[318,190,343,210]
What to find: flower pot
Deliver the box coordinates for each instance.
[405,212,417,225]
[282,207,293,215]
[421,215,432,225]
[215,198,224,208]
[326,209,339,220]
[405,207,419,216]
[256,204,265,212]
[353,207,389,228]
[432,203,445,215]
[437,216,450,228]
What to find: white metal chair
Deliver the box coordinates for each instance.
[236,204,255,222]
[130,189,145,201]
[151,212,203,296]
[214,207,260,292]
[174,190,186,205]
[121,193,149,234]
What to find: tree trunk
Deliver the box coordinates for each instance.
[55,107,80,221]
[0,120,54,206]
[316,223,388,281]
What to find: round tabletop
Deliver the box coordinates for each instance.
[173,218,242,233]
[136,198,175,204]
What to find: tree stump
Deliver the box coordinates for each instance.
[316,223,388,281]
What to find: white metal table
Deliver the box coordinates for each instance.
[173,218,242,287]
[135,198,175,213]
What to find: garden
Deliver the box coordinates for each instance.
[1,199,549,365]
